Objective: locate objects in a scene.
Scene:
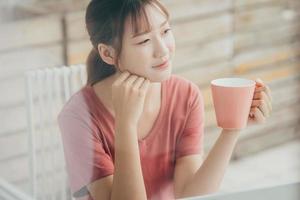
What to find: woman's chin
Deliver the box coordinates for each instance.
[149,71,172,83]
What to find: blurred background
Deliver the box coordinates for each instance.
[0,0,300,199]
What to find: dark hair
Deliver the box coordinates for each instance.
[85,0,170,86]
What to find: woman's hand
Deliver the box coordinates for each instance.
[247,78,273,126]
[111,71,150,128]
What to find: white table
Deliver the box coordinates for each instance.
[180,181,300,200]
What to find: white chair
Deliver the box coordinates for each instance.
[25,64,87,200]
[0,178,34,200]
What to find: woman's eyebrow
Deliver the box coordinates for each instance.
[131,19,169,39]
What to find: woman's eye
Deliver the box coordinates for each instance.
[164,28,171,34]
[137,29,171,45]
[138,39,150,45]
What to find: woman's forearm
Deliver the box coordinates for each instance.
[179,129,241,198]
[111,123,147,200]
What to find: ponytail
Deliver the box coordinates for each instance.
[86,48,116,86]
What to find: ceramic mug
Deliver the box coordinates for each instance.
[211,77,256,130]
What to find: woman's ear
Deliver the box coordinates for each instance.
[97,43,115,65]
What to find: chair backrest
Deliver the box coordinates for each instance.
[25,64,87,200]
[0,178,34,200]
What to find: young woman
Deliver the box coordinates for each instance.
[58,0,273,200]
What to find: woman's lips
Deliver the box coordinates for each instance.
[152,60,169,70]
[153,60,168,68]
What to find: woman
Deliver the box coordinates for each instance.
[58,0,273,199]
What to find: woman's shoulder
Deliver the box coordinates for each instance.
[57,85,92,120]
[165,74,203,111]
[167,74,201,96]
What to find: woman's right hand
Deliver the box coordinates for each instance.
[112,71,150,129]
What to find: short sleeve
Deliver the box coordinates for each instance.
[57,112,114,198]
[175,83,205,159]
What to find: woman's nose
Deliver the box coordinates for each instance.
[154,40,168,58]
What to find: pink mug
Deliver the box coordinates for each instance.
[211,78,255,130]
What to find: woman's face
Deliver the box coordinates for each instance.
[117,3,175,82]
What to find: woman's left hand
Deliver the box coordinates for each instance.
[247,78,273,126]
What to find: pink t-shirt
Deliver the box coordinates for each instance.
[57,74,205,200]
